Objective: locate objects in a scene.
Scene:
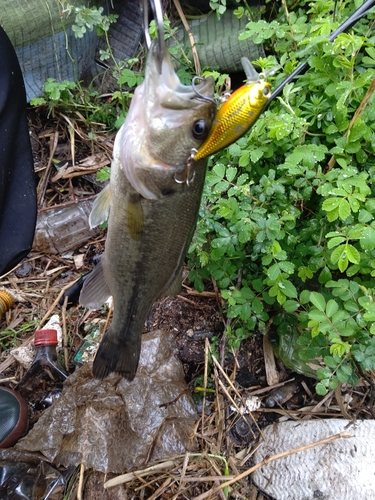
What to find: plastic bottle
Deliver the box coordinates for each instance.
[16,329,68,405]
[32,199,100,254]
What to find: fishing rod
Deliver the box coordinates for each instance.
[268,0,375,103]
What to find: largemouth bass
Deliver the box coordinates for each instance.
[79,40,216,380]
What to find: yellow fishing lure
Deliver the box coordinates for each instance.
[193,58,271,161]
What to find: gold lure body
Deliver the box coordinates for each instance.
[193,79,271,160]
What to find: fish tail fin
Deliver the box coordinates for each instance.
[92,329,141,381]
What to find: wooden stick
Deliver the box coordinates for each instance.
[181,476,235,482]
[263,333,279,386]
[192,431,352,500]
[0,376,18,383]
[37,129,59,206]
[172,0,201,75]
[104,460,176,488]
[101,300,113,341]
[77,463,85,500]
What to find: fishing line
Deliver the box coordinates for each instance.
[140,0,166,56]
[267,0,375,105]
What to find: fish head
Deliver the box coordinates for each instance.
[116,40,216,199]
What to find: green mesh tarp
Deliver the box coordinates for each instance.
[0,0,103,101]
[0,0,86,48]
[171,10,265,73]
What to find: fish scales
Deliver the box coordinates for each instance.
[80,40,216,380]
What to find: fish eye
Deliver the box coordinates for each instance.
[263,87,270,96]
[192,119,208,140]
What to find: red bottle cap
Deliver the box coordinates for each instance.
[34,329,58,346]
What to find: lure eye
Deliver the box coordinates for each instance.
[263,87,270,96]
[192,119,208,140]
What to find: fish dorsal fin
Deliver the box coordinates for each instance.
[127,194,144,241]
[89,184,112,229]
[162,267,183,297]
[79,257,112,309]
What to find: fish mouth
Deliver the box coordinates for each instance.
[146,40,215,109]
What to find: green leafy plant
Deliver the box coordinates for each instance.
[0,320,38,351]
[188,0,375,395]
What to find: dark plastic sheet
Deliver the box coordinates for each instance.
[15,331,198,473]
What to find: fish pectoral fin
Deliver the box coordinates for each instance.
[79,257,111,309]
[89,184,112,228]
[127,194,144,241]
[162,267,183,297]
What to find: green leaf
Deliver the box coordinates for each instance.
[322,198,340,212]
[360,226,375,250]
[331,244,346,267]
[326,206,339,222]
[318,267,332,284]
[267,263,281,281]
[358,209,373,223]
[316,382,328,396]
[300,290,311,304]
[324,355,338,369]
[298,266,313,281]
[340,364,352,376]
[316,367,332,380]
[326,299,339,318]
[283,300,300,313]
[96,166,111,182]
[279,279,298,298]
[310,292,326,312]
[336,368,349,384]
[252,298,264,315]
[327,236,346,249]
[346,244,360,265]
[279,261,295,274]
[308,309,327,322]
[250,148,264,163]
[338,199,351,221]
[226,167,237,182]
[213,163,225,179]
[328,376,339,390]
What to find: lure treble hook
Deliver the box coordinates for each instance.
[140,0,166,58]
